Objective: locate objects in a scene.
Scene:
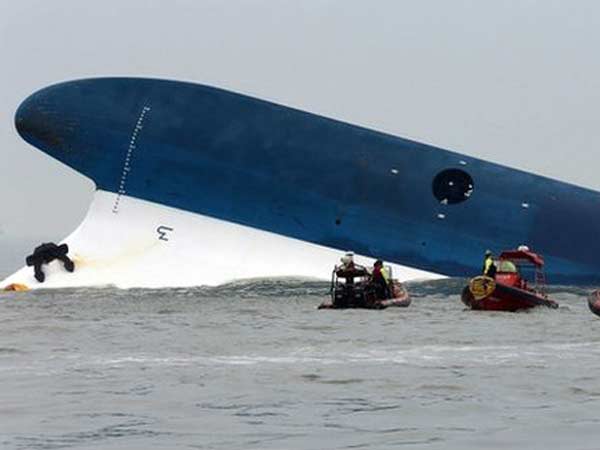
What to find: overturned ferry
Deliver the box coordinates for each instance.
[3,78,600,289]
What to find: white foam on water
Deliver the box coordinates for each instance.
[22,341,592,373]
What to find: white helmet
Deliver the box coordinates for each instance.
[341,251,354,265]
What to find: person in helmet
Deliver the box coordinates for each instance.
[336,251,368,284]
[340,251,355,270]
[482,250,497,278]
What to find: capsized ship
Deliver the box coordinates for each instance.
[3,78,600,289]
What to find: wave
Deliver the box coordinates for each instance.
[3,276,595,301]
[29,341,600,371]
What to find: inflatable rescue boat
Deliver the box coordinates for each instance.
[318,263,410,310]
[461,249,558,311]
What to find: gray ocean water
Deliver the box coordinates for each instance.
[1,276,599,450]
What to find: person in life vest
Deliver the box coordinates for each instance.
[372,259,392,299]
[482,250,497,278]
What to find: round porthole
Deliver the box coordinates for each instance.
[432,169,474,204]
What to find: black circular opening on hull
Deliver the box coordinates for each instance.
[432,169,474,204]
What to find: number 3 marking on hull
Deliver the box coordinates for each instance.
[157,226,174,241]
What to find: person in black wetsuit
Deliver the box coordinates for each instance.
[332,252,370,307]
[372,260,391,299]
[336,252,369,283]
[26,243,75,283]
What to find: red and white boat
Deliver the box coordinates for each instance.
[461,249,558,311]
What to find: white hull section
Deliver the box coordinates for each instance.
[1,191,443,289]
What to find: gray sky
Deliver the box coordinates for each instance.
[1,0,599,248]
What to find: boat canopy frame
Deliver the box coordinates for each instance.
[498,249,547,294]
[498,250,544,267]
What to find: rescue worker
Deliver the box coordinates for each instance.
[339,251,355,270]
[333,251,369,308]
[26,242,75,283]
[482,250,497,278]
[336,251,367,284]
[372,259,391,299]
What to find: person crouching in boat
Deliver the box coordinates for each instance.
[482,250,497,278]
[372,260,391,299]
[336,252,368,285]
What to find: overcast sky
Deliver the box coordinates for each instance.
[1,0,599,251]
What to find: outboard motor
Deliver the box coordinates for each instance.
[25,242,75,283]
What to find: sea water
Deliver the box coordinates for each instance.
[0,278,599,449]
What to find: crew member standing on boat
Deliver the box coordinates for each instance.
[337,251,366,285]
[482,250,497,278]
[340,252,355,270]
[372,260,391,299]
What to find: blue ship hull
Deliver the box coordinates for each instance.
[13,78,600,284]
